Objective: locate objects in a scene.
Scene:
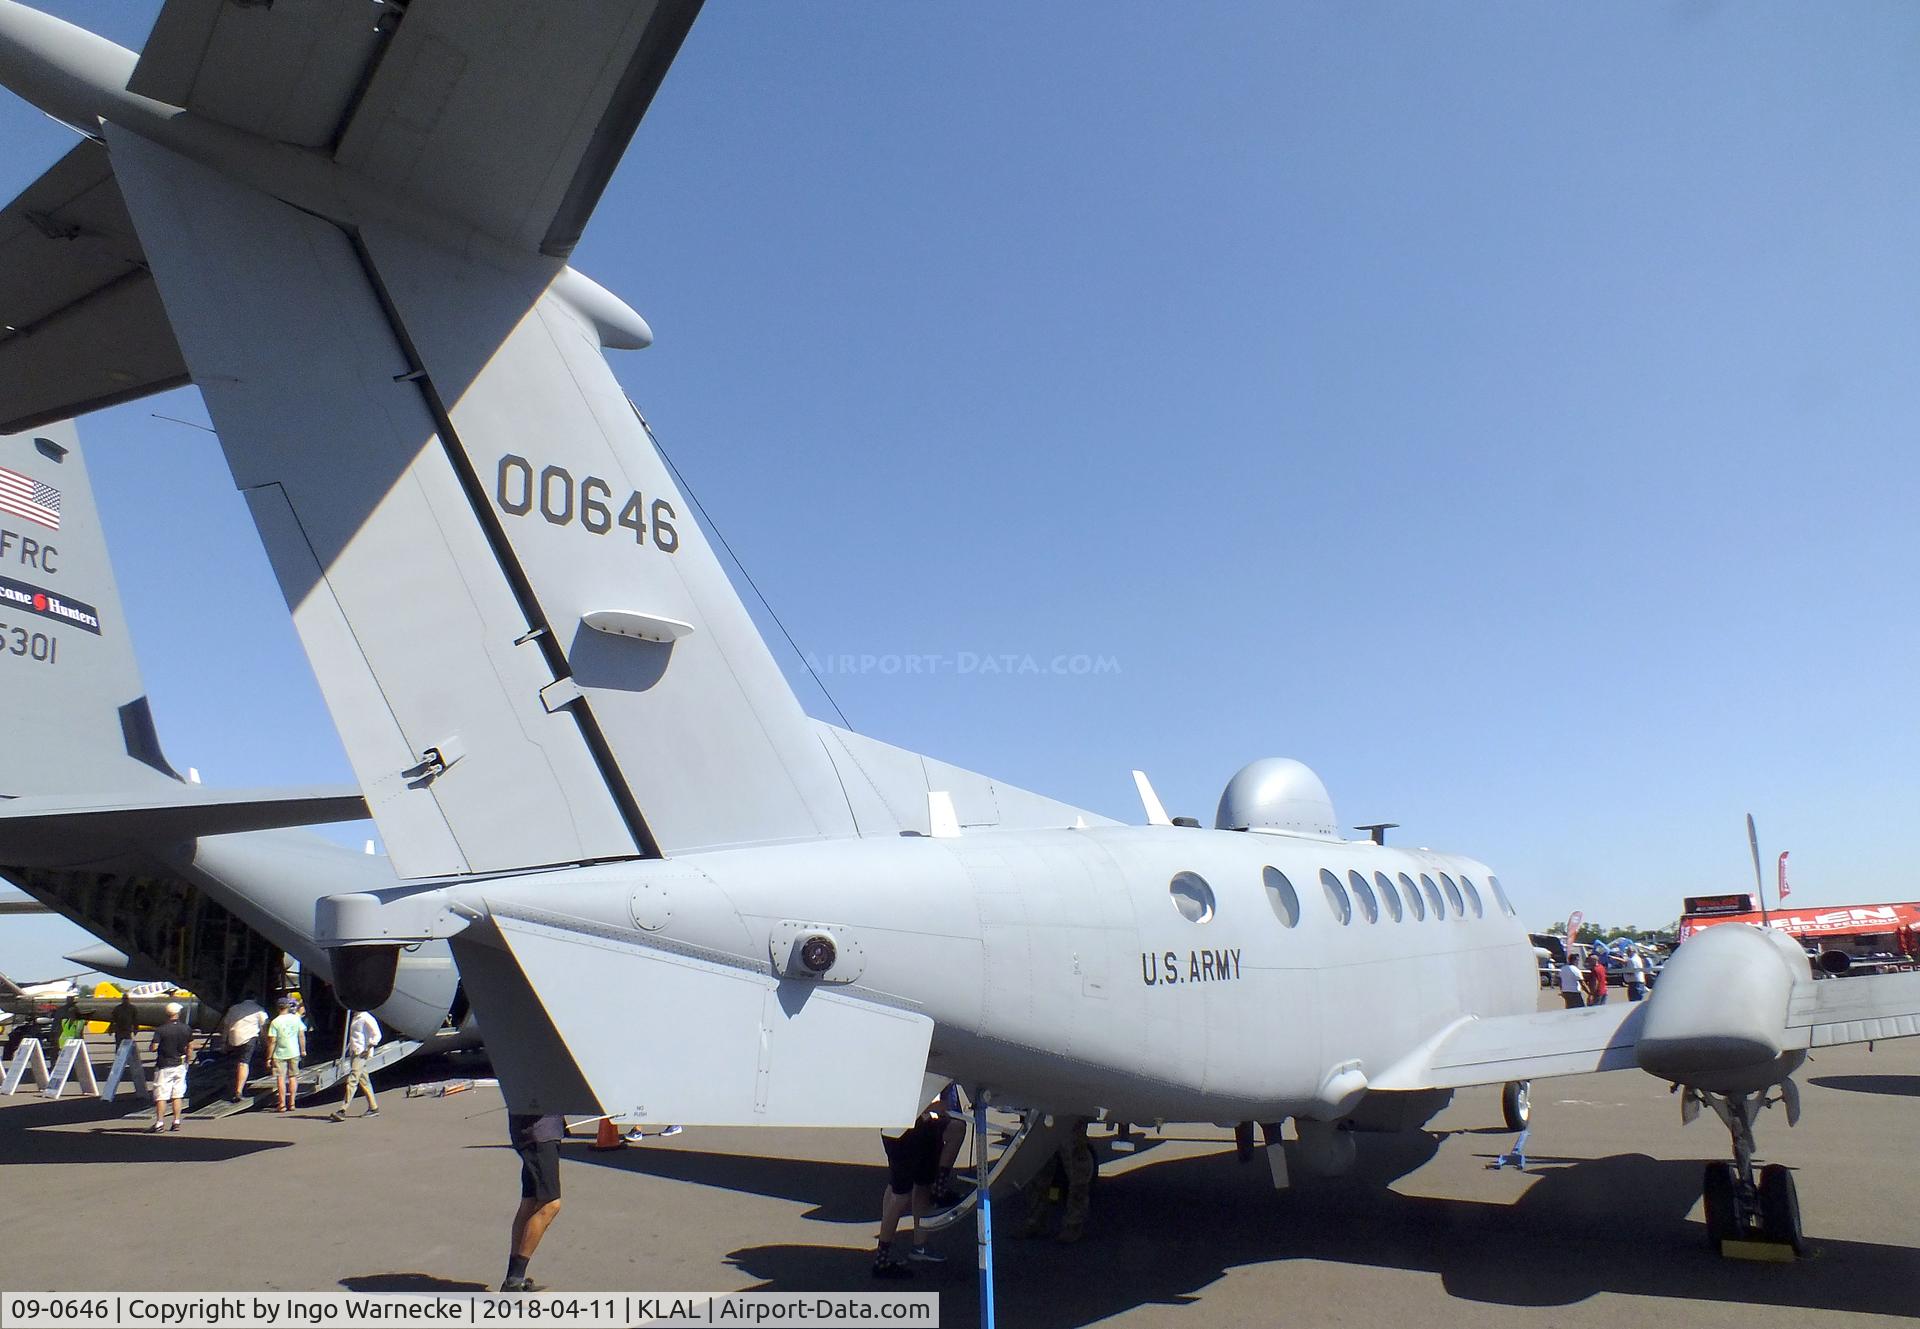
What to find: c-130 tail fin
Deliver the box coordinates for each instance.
[0,421,180,799]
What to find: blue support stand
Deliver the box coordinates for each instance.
[1488,1129,1530,1170]
[974,1097,996,1329]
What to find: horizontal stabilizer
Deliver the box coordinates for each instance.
[0,140,189,434]
[457,909,932,1127]
[1371,1003,1646,1091]
[0,785,367,865]
[127,0,704,257]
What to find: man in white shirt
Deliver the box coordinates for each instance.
[1558,959,1586,1009]
[223,997,268,1104]
[331,1010,383,1121]
[1625,947,1649,1002]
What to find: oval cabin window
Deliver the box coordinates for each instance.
[1375,872,1402,922]
[1399,872,1426,921]
[1263,867,1301,928]
[1319,868,1352,925]
[1348,870,1379,924]
[1169,871,1215,923]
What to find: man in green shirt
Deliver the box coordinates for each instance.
[265,997,307,1113]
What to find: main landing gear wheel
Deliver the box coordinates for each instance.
[1501,1080,1531,1131]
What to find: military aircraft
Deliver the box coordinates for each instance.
[0,1,1916,1258]
[0,420,469,1051]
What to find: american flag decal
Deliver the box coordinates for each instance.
[0,464,60,531]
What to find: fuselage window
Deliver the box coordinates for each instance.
[1263,867,1301,928]
[1374,872,1402,922]
[1420,873,1446,918]
[1347,870,1379,924]
[1488,875,1517,917]
[1170,871,1215,923]
[1398,872,1426,921]
[1439,872,1466,917]
[1458,876,1485,918]
[1319,868,1352,925]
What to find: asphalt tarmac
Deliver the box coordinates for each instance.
[2,1021,1915,1328]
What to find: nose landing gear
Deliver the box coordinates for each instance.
[1686,1083,1806,1258]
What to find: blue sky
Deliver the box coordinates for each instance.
[3,2,1917,974]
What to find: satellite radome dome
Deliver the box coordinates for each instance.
[1215,757,1339,840]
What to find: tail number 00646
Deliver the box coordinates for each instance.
[496,455,678,553]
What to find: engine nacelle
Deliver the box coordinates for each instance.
[1636,923,1810,1094]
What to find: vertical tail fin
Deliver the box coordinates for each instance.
[107,130,860,877]
[0,421,179,797]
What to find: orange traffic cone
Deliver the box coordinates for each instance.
[591,1117,625,1150]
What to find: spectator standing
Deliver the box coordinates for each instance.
[1558,958,1586,1009]
[56,997,83,1049]
[223,996,267,1103]
[149,1001,193,1132]
[331,1010,383,1120]
[503,1112,565,1292]
[873,1092,950,1278]
[265,997,307,1113]
[1625,947,1649,1002]
[108,993,138,1048]
[1587,951,1610,1005]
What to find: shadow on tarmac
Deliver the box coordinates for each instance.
[575,1142,885,1223]
[604,1134,1917,1325]
[339,1275,490,1293]
[1808,1074,1920,1099]
[0,1094,293,1166]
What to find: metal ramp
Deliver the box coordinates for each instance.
[294,1039,422,1098]
[167,1039,424,1119]
[188,1088,260,1120]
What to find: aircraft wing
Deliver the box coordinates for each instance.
[1790,969,1920,1046]
[128,0,703,258]
[1371,1003,1648,1092]
[0,785,367,865]
[0,139,189,434]
[1375,971,1920,1093]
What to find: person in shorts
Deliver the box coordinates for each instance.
[873,1092,949,1277]
[503,1112,565,1292]
[223,996,267,1103]
[149,1002,193,1133]
[265,997,307,1113]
